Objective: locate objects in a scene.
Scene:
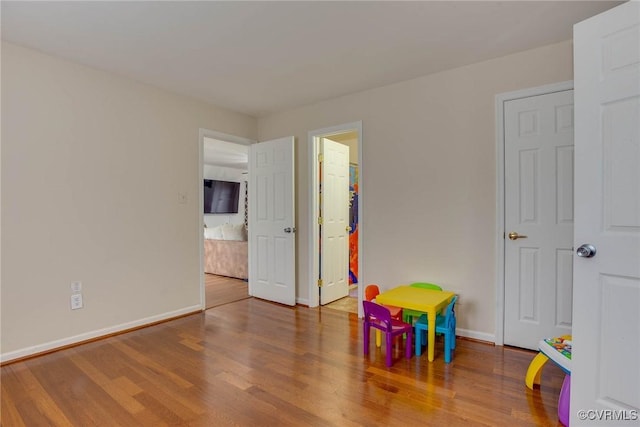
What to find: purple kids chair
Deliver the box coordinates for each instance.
[363,300,413,367]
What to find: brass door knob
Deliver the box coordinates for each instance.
[508,232,528,240]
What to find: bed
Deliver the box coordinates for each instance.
[204,224,248,280]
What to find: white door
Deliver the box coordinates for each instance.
[504,90,575,349]
[319,138,350,305]
[572,2,640,424]
[248,137,296,306]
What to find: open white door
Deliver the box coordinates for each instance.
[572,2,640,424]
[319,138,350,305]
[248,137,296,306]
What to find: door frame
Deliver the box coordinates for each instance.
[307,121,363,314]
[494,81,573,345]
[198,128,255,310]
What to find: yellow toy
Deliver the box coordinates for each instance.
[525,334,572,389]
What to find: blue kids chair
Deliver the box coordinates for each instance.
[414,295,458,363]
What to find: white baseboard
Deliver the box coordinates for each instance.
[456,328,496,344]
[0,305,202,364]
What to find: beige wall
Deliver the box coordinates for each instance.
[1,39,574,358]
[258,40,574,340]
[0,42,257,359]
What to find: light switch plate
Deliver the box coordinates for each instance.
[71,281,82,293]
[71,294,83,310]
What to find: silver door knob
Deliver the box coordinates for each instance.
[576,244,596,258]
[284,227,296,233]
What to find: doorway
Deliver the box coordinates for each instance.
[308,122,363,315]
[495,82,574,348]
[198,129,254,309]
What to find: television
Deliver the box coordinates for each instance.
[204,179,241,214]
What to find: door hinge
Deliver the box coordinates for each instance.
[318,217,323,225]
[317,279,323,287]
[318,153,324,162]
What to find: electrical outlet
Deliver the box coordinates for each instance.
[70,294,83,310]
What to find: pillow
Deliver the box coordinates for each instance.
[221,223,247,241]
[204,226,223,240]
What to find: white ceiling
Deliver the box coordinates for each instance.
[1,1,622,117]
[204,137,248,169]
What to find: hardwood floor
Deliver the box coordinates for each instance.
[205,273,250,309]
[1,298,565,426]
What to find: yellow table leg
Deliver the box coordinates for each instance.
[376,330,382,347]
[525,352,549,389]
[427,308,436,361]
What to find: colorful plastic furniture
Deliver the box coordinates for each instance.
[409,282,443,290]
[365,284,403,347]
[402,282,443,324]
[363,300,413,367]
[414,295,458,362]
[526,335,572,388]
[376,286,455,362]
[525,336,572,426]
[558,375,571,427]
